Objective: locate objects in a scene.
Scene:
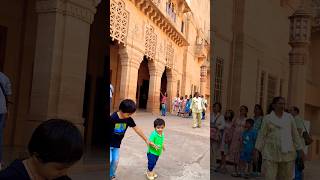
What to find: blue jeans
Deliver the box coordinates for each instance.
[295,151,303,180]
[110,147,120,177]
[147,153,159,171]
[0,114,4,162]
[202,111,205,120]
[161,104,166,116]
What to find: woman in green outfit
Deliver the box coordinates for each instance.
[254,97,304,180]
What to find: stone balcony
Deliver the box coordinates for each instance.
[195,40,209,62]
[129,0,190,46]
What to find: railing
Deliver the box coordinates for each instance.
[150,0,184,34]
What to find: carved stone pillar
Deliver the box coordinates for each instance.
[118,47,144,102]
[166,69,176,113]
[288,6,312,116]
[27,0,100,135]
[147,62,165,114]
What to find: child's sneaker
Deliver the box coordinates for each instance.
[146,171,155,180]
[152,172,158,178]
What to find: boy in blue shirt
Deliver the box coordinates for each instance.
[239,118,257,178]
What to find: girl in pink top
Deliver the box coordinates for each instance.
[160,92,167,116]
[230,105,248,177]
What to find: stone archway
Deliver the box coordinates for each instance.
[136,57,150,109]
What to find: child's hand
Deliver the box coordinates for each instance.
[163,145,166,151]
[148,141,159,150]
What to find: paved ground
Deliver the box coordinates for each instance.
[115,112,210,180]
[211,159,320,180]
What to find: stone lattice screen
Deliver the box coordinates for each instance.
[145,25,157,60]
[166,42,174,69]
[110,0,129,45]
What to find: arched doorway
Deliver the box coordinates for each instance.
[136,57,150,109]
[160,67,173,112]
[161,68,168,94]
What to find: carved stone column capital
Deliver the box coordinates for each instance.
[36,0,100,24]
[119,47,144,69]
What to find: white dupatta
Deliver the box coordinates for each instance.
[269,111,294,153]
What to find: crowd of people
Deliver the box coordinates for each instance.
[161,91,208,128]
[211,96,311,180]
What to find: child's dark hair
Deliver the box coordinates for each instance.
[154,118,165,128]
[119,99,136,113]
[292,106,300,114]
[28,119,83,164]
[246,118,254,127]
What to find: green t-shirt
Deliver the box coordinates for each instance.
[148,130,165,156]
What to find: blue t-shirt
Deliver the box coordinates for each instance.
[241,129,257,153]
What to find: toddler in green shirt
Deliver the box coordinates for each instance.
[146,118,166,180]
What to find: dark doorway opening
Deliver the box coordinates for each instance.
[137,57,150,109]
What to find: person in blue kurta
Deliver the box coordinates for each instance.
[239,118,257,178]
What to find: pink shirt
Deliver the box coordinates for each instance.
[161,96,167,104]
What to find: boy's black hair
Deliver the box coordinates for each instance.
[293,106,300,114]
[28,119,83,164]
[154,118,165,128]
[119,99,136,113]
[246,118,255,127]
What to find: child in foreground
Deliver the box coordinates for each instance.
[146,118,166,180]
[109,99,157,179]
[0,119,83,180]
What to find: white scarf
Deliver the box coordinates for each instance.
[269,111,293,153]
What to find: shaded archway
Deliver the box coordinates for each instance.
[137,57,150,109]
[160,67,173,112]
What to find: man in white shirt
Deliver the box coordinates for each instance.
[0,72,11,169]
[201,95,207,120]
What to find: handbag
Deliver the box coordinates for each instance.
[302,121,313,146]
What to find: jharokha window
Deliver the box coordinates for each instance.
[214,57,223,103]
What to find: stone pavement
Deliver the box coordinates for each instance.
[115,112,210,180]
[211,159,320,180]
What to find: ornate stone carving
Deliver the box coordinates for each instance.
[166,41,174,69]
[145,24,157,60]
[110,0,129,45]
[289,8,312,43]
[36,0,98,24]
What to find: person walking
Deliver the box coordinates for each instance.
[255,97,304,180]
[230,105,248,177]
[0,72,11,169]
[211,102,225,171]
[252,104,264,177]
[290,106,307,180]
[190,92,205,128]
